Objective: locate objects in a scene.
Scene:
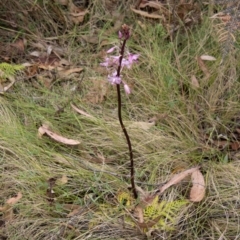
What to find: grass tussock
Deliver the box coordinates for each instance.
[1,0,240,239]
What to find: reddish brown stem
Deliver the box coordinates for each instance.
[115,37,138,199]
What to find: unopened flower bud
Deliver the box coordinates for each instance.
[124,84,131,94]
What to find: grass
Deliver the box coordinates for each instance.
[1,0,240,239]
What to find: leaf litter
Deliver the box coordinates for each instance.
[38,124,81,145]
[0,192,22,222]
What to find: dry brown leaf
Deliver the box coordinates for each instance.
[0,192,22,222]
[11,39,26,52]
[71,104,95,119]
[159,167,199,194]
[38,56,60,70]
[3,206,14,221]
[0,76,16,94]
[134,193,157,223]
[64,204,81,211]
[24,63,39,78]
[131,7,164,19]
[210,13,232,23]
[134,205,144,223]
[57,175,68,185]
[70,10,88,17]
[38,125,47,138]
[66,205,82,217]
[38,125,80,145]
[69,5,89,24]
[230,142,240,151]
[213,140,229,149]
[6,192,22,205]
[29,51,41,57]
[58,67,83,78]
[197,57,210,79]
[140,1,169,13]
[200,55,216,61]
[81,34,99,44]
[191,75,200,89]
[190,169,205,202]
[37,75,53,89]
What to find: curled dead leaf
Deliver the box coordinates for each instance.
[69,6,89,24]
[159,167,199,194]
[0,76,16,94]
[38,125,80,145]
[0,192,22,222]
[65,204,82,217]
[71,104,95,119]
[191,75,200,89]
[58,67,83,79]
[6,192,22,205]
[190,169,205,202]
[131,7,164,19]
[197,56,210,79]
[134,205,144,223]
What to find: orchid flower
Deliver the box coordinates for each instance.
[100,24,139,199]
[108,71,122,85]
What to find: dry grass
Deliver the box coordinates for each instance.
[1,0,240,239]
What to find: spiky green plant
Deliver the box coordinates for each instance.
[0,62,24,80]
[143,196,188,230]
[117,191,188,231]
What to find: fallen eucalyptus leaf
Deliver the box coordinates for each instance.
[159,167,199,194]
[191,75,200,89]
[200,55,216,61]
[38,125,80,145]
[6,192,22,205]
[58,67,83,78]
[71,103,95,119]
[190,169,205,202]
[131,7,164,19]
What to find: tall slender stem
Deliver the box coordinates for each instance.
[115,38,138,199]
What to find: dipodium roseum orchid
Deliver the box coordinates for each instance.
[107,71,122,85]
[101,50,139,75]
[100,24,139,199]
